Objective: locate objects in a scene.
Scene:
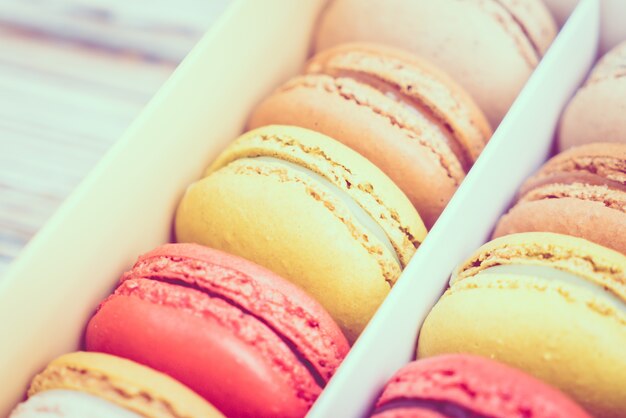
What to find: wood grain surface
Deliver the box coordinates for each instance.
[0,0,229,276]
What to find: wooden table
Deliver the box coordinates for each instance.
[0,0,229,276]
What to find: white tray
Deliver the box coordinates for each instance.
[1,0,624,416]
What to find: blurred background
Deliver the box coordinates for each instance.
[0,0,230,275]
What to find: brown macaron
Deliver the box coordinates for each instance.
[249,43,492,228]
[559,40,626,150]
[493,143,626,254]
[314,0,557,126]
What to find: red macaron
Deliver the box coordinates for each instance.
[85,243,349,418]
[371,354,592,418]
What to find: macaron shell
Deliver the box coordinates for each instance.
[176,161,392,343]
[559,41,626,150]
[558,78,626,150]
[124,243,349,381]
[453,232,626,301]
[535,142,626,184]
[516,174,626,205]
[377,355,592,418]
[248,79,460,228]
[87,294,315,418]
[207,125,426,264]
[305,43,492,163]
[314,0,556,126]
[27,352,223,418]
[497,0,558,55]
[587,40,626,82]
[493,197,626,255]
[417,273,626,418]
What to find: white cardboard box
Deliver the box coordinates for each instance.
[1,0,624,416]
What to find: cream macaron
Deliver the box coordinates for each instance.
[175,125,426,343]
[417,232,626,418]
[314,0,557,126]
[249,43,492,228]
[559,40,626,150]
[10,352,223,418]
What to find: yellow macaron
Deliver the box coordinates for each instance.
[12,352,223,418]
[417,232,626,418]
[175,125,426,343]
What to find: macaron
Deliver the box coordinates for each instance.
[248,43,492,227]
[371,354,592,418]
[493,142,626,254]
[559,40,626,150]
[417,232,626,418]
[86,243,349,418]
[314,0,557,126]
[175,125,427,342]
[9,351,222,418]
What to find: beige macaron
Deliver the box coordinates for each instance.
[175,125,426,343]
[493,142,626,255]
[249,43,492,228]
[559,40,626,150]
[314,0,557,127]
[417,232,626,418]
[23,352,223,418]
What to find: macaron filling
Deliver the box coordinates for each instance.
[11,390,142,418]
[254,156,401,266]
[373,398,489,418]
[476,264,626,314]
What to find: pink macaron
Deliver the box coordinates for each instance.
[371,354,592,418]
[86,243,349,418]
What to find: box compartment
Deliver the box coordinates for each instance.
[2,0,624,417]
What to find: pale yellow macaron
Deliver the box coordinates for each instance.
[417,232,626,418]
[13,352,223,418]
[176,125,427,343]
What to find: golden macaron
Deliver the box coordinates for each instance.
[176,125,426,342]
[12,352,223,418]
[417,232,626,418]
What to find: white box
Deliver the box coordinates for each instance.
[1,0,623,416]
